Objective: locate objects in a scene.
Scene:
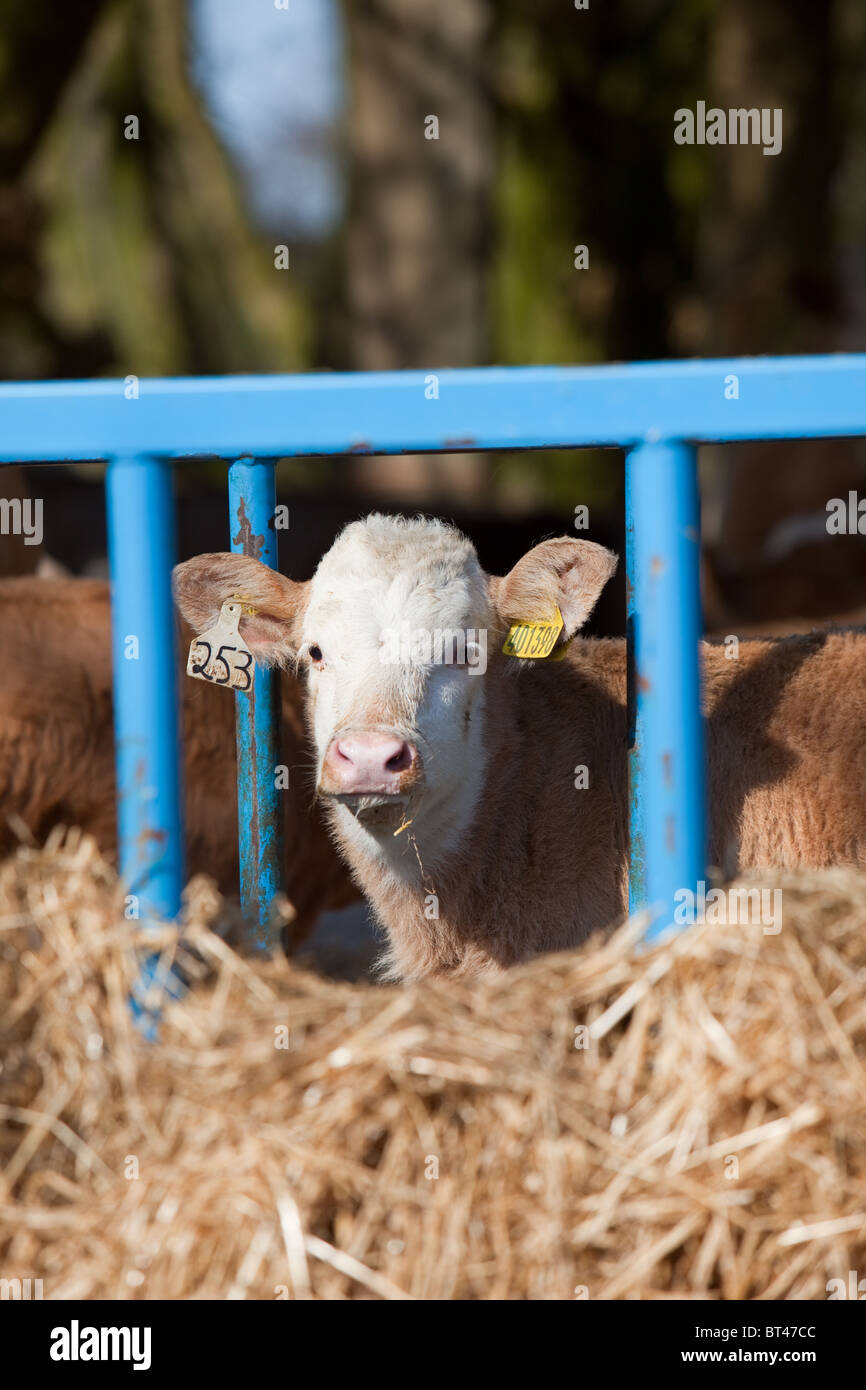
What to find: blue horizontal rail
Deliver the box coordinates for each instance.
[2,354,865,974]
[1,356,866,460]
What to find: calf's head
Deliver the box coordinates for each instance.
[174,516,616,854]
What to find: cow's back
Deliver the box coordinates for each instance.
[703,628,866,874]
[530,627,866,886]
[0,577,116,850]
[469,628,866,968]
[0,577,357,942]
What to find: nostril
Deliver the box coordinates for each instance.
[328,734,416,786]
[385,742,413,773]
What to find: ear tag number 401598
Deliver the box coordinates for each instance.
[186,599,256,692]
[502,606,565,660]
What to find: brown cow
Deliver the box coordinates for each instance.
[0,576,357,945]
[175,515,866,981]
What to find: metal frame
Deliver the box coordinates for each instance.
[3,354,866,954]
[227,457,285,950]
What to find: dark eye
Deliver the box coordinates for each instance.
[308,644,323,665]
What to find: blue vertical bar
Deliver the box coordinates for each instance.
[626,440,706,937]
[625,454,645,913]
[107,456,185,1039]
[228,457,285,951]
[106,456,184,922]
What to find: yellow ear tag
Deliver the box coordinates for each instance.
[502,606,565,660]
[186,598,256,692]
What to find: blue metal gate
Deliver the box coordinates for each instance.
[2,354,865,960]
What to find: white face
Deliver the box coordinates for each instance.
[300,517,493,853]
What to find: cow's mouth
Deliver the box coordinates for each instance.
[324,791,410,827]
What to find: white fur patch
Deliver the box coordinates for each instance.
[304,516,492,860]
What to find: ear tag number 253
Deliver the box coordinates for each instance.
[186,599,256,692]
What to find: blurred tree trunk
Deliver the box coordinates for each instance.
[697,0,866,625]
[0,0,106,378]
[31,0,307,377]
[133,0,307,372]
[340,0,493,502]
[698,0,841,357]
[1,0,306,382]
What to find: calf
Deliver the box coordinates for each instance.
[0,577,357,945]
[174,515,866,980]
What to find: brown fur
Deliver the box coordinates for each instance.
[0,577,357,946]
[351,626,866,981]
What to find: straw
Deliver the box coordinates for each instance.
[2,832,866,1299]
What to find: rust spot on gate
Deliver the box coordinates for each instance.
[233,496,265,560]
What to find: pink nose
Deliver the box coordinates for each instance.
[321,732,417,796]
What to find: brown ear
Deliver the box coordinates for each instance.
[492,538,617,639]
[172,553,309,666]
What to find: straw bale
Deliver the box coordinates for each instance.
[2,830,865,1299]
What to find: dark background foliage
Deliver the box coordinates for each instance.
[2,0,865,627]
